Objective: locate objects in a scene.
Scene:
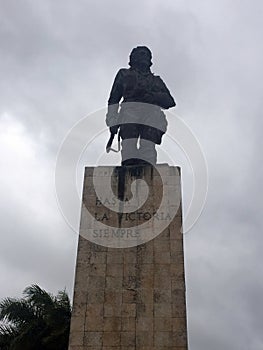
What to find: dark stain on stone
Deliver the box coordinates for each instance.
[153,290,161,303]
[114,166,126,201]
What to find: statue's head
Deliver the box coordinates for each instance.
[129,46,152,71]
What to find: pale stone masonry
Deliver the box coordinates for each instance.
[68,164,188,349]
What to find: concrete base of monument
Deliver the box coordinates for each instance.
[68,164,188,349]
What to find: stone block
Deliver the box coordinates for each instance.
[169,219,183,239]
[74,267,88,292]
[106,276,123,289]
[71,291,87,318]
[104,289,122,305]
[70,316,85,333]
[68,331,84,346]
[120,331,136,347]
[107,251,123,264]
[123,263,136,277]
[154,274,171,289]
[136,331,153,347]
[153,288,171,304]
[102,332,121,346]
[154,251,171,264]
[68,346,84,350]
[85,314,104,331]
[122,289,137,303]
[87,276,105,289]
[153,181,164,200]
[123,251,137,264]
[170,264,185,280]
[137,288,153,304]
[104,304,122,317]
[154,264,171,276]
[172,304,186,318]
[154,317,172,331]
[86,304,103,318]
[171,251,184,264]
[140,273,154,289]
[123,276,140,289]
[155,228,170,240]
[136,317,153,331]
[87,289,104,304]
[84,167,94,177]
[153,239,170,252]
[136,249,153,264]
[172,330,188,347]
[154,331,173,347]
[88,263,106,276]
[139,263,154,275]
[121,303,136,317]
[154,303,172,318]
[172,279,185,291]
[171,289,186,306]
[170,239,183,253]
[136,303,153,318]
[107,263,123,276]
[172,317,187,332]
[83,331,102,347]
[88,252,107,264]
[104,317,122,331]
[121,317,136,331]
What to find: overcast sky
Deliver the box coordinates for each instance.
[1,0,263,349]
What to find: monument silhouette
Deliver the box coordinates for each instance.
[68,47,188,349]
[106,46,175,166]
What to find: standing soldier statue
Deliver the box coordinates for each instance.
[106,46,175,165]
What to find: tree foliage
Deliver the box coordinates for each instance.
[0,284,71,350]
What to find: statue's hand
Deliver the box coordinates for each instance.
[110,125,119,135]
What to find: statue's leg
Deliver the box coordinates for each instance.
[138,125,157,164]
[138,138,157,164]
[120,124,140,165]
[121,139,139,165]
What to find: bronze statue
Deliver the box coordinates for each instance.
[106,46,175,165]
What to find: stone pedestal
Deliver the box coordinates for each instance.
[68,164,188,349]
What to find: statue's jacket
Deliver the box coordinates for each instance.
[106,68,175,144]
